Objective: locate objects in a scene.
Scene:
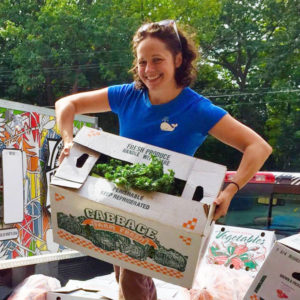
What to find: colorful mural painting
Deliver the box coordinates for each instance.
[0,100,97,264]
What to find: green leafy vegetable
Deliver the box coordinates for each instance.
[92,155,175,193]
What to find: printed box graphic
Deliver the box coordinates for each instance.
[202,224,276,277]
[50,127,226,288]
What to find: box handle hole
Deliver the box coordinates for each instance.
[292,272,300,281]
[76,153,89,168]
[192,186,204,202]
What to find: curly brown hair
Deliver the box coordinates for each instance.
[131,21,198,90]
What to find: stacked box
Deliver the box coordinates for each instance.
[201,224,276,277]
[244,234,300,300]
[50,126,226,288]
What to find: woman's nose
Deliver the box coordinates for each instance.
[145,62,155,73]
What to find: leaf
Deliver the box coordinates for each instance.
[227,245,235,255]
[210,246,219,257]
[239,253,249,261]
[92,155,175,194]
[244,260,258,269]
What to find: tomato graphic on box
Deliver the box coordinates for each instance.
[207,242,260,271]
[277,289,288,299]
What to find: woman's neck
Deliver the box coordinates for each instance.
[148,86,184,105]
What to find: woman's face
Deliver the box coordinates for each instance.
[136,37,181,92]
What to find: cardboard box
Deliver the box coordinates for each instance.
[47,289,113,300]
[201,224,276,277]
[50,126,226,288]
[244,234,300,300]
[47,276,118,300]
[47,273,183,300]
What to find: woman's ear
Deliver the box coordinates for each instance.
[175,52,182,68]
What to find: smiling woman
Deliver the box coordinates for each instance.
[55,19,272,300]
[131,20,197,94]
[135,37,182,104]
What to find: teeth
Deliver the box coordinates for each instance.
[147,75,160,80]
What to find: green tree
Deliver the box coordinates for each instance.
[193,0,300,170]
[0,0,299,170]
[0,0,136,106]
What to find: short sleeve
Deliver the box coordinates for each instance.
[196,97,227,134]
[108,83,135,114]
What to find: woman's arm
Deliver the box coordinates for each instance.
[208,114,272,220]
[55,88,111,163]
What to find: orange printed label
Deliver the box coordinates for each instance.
[82,219,158,249]
[55,193,65,201]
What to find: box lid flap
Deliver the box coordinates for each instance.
[51,279,102,293]
[50,177,82,189]
[279,233,300,252]
[52,143,100,187]
[73,126,198,181]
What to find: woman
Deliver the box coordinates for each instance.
[55,20,272,300]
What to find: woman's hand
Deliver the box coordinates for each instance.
[58,142,73,165]
[213,184,238,221]
[55,87,111,166]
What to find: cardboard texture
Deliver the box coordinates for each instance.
[244,234,300,300]
[50,126,226,288]
[201,224,276,277]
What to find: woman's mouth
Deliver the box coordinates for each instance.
[145,74,162,82]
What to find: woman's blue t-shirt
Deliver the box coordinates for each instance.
[108,83,227,156]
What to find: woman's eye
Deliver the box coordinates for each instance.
[138,61,146,66]
[153,58,162,63]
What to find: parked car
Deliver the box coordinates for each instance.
[218,171,300,239]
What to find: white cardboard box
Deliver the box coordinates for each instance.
[47,276,118,300]
[201,224,276,277]
[50,126,226,288]
[244,233,300,300]
[47,273,183,300]
[47,289,113,300]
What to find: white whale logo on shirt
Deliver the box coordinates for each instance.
[160,118,178,132]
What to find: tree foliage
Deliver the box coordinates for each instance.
[0,0,299,171]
